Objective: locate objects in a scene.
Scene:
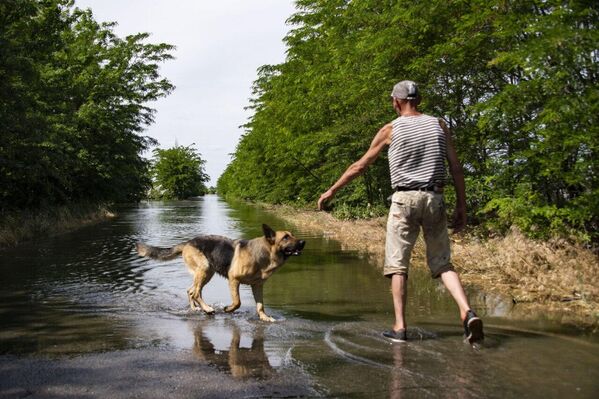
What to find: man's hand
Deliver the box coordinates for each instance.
[451,206,467,234]
[317,189,334,210]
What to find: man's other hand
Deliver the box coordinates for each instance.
[317,190,334,210]
[451,206,467,233]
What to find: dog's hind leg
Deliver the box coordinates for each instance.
[183,246,215,314]
[224,278,241,313]
[188,269,216,314]
[187,281,201,311]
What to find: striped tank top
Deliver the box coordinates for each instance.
[388,114,447,189]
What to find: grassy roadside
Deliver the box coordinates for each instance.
[0,204,115,248]
[258,203,599,329]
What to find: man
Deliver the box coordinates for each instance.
[317,80,484,344]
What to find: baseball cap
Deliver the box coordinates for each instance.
[391,80,419,100]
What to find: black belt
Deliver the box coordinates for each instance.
[395,186,437,192]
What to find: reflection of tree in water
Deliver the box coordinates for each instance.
[0,296,135,355]
[192,321,272,380]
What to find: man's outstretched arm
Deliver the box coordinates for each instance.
[318,123,392,210]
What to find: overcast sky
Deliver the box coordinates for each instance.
[74,0,296,186]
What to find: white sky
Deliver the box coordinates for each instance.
[74,0,296,186]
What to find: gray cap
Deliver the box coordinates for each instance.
[391,80,419,100]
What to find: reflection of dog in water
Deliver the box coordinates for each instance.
[136,224,305,321]
[193,322,272,379]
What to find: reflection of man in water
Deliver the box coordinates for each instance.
[389,344,406,399]
[318,80,484,344]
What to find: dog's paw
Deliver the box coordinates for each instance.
[224,305,239,313]
[259,314,276,322]
[202,306,215,315]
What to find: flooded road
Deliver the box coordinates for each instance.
[1,195,598,398]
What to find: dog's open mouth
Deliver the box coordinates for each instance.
[283,240,305,257]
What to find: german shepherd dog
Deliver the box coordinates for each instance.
[136,224,305,322]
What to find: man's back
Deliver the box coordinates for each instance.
[388,114,447,190]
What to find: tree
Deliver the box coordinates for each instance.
[0,0,174,211]
[151,145,209,200]
[218,0,598,242]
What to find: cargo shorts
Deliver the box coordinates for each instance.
[384,191,454,278]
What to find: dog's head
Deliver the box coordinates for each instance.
[262,224,305,258]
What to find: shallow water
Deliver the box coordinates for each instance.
[0,195,597,398]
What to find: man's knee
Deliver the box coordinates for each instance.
[430,263,455,279]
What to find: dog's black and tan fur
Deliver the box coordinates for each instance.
[136,224,305,322]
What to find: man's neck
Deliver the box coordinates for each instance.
[400,109,421,117]
[398,103,421,117]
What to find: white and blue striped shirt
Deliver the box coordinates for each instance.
[388,114,447,189]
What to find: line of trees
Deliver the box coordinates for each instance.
[218,0,598,242]
[0,0,174,211]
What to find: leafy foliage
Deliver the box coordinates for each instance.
[150,145,209,200]
[0,0,174,211]
[218,0,598,242]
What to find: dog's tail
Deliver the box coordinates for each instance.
[136,242,185,261]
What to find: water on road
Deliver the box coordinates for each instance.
[0,195,597,398]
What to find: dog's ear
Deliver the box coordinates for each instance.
[262,224,276,244]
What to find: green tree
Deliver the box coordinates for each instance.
[151,145,209,200]
[218,0,598,242]
[0,0,174,211]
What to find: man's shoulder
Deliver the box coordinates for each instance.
[421,114,446,127]
[379,123,393,139]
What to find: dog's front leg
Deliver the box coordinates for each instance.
[261,261,281,280]
[224,278,241,313]
[251,284,274,322]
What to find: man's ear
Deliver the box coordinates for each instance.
[262,224,276,244]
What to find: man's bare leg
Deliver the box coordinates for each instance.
[391,273,408,331]
[440,270,471,321]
